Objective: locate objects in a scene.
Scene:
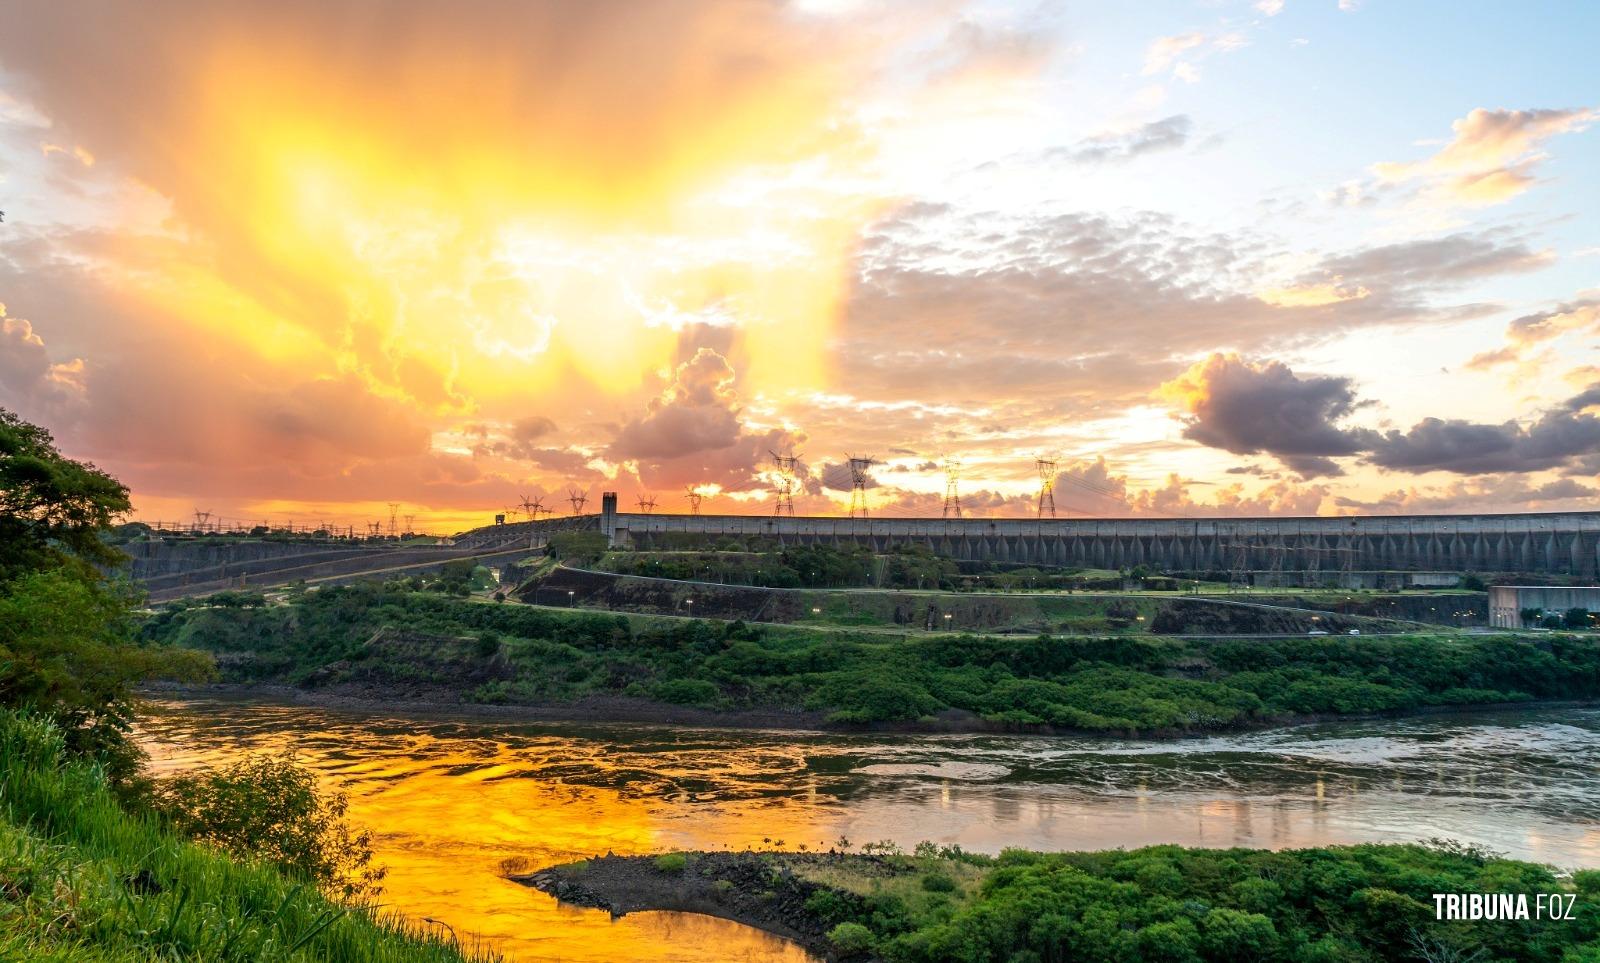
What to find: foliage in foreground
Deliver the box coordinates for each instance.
[147,584,1600,733]
[791,843,1600,962]
[0,710,488,962]
[0,407,215,782]
[153,753,386,902]
[0,407,476,961]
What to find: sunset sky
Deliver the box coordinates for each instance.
[2,1,1597,532]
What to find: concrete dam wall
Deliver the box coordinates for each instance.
[593,498,1600,577]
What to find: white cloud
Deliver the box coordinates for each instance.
[1142,32,1206,75]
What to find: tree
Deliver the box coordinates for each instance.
[0,408,132,582]
[0,407,213,780]
[1565,607,1592,629]
[0,571,212,782]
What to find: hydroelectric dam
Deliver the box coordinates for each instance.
[522,496,1600,579]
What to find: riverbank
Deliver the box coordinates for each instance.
[143,680,1600,740]
[518,847,1600,962]
[0,710,490,963]
[139,585,1600,737]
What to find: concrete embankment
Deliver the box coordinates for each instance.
[128,539,544,601]
[520,565,1460,634]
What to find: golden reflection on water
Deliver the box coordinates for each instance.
[135,699,1600,961]
[138,705,819,962]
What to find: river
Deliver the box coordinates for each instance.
[135,699,1600,962]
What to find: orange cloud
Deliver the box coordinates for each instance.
[1373,106,1596,206]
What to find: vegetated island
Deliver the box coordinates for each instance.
[143,582,1600,736]
[514,843,1600,962]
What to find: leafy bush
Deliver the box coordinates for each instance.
[829,921,875,956]
[809,672,942,723]
[653,852,688,873]
[152,753,385,901]
[651,678,721,707]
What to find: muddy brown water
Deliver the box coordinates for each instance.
[136,699,1600,962]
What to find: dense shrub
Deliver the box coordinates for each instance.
[652,678,721,707]
[653,853,688,873]
[826,843,1600,963]
[829,921,876,956]
[152,752,385,901]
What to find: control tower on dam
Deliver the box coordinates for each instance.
[595,494,1600,576]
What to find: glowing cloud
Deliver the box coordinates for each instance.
[1373,106,1596,206]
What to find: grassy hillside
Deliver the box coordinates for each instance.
[145,584,1600,733]
[0,710,490,962]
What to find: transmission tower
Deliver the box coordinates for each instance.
[515,494,549,549]
[1036,456,1059,519]
[685,486,705,516]
[846,454,876,519]
[636,493,657,514]
[192,509,211,533]
[403,514,416,536]
[942,456,962,519]
[1225,537,1252,591]
[387,502,400,538]
[567,487,588,515]
[770,449,800,517]
[1265,536,1288,589]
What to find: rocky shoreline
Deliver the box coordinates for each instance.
[509,851,881,961]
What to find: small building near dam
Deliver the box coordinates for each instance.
[1489,585,1600,628]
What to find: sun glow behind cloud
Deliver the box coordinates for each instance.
[2,1,1598,528]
